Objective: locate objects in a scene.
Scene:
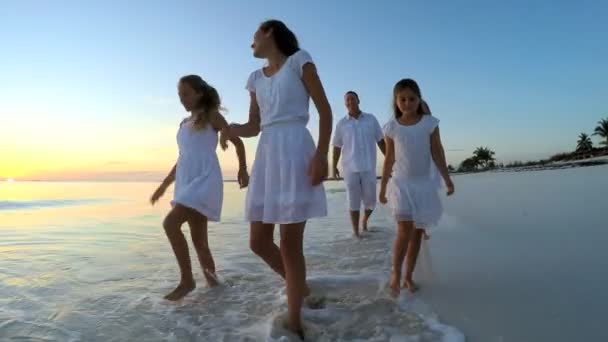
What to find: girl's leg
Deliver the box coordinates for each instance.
[250,222,285,278]
[188,213,218,287]
[279,222,307,337]
[403,228,424,292]
[163,204,196,301]
[390,221,414,297]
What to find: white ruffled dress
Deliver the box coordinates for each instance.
[383,115,443,228]
[244,49,327,224]
[171,120,223,221]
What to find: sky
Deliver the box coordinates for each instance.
[1,0,607,181]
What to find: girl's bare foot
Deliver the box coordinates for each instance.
[203,269,219,287]
[303,283,311,297]
[164,279,196,301]
[403,278,419,293]
[286,323,305,341]
[389,272,401,298]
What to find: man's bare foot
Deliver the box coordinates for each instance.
[389,272,401,298]
[403,278,419,293]
[203,269,219,288]
[362,217,369,231]
[164,280,196,301]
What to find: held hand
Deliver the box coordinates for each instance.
[219,127,230,151]
[238,167,249,189]
[379,188,388,204]
[445,179,455,196]
[150,184,167,205]
[308,152,328,186]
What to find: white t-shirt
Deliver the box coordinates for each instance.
[333,112,384,174]
[246,49,313,128]
[383,115,440,180]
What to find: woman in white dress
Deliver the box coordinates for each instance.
[151,75,249,301]
[230,20,332,338]
[379,79,454,296]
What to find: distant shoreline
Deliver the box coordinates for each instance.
[10,158,607,183]
[452,156,608,175]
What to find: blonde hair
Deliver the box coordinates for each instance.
[179,75,222,130]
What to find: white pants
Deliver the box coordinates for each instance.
[343,171,377,211]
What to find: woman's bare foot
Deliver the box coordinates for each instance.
[389,272,401,298]
[403,278,419,293]
[203,269,219,288]
[164,279,196,301]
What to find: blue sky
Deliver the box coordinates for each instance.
[1,0,607,180]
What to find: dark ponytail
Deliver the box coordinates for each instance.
[260,20,300,57]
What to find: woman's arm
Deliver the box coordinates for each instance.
[301,63,332,156]
[211,112,249,187]
[230,92,261,138]
[301,63,332,185]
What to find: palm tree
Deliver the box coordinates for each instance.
[593,118,608,147]
[576,133,593,152]
[473,147,496,169]
[459,157,480,172]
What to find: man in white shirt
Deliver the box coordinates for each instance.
[332,91,386,238]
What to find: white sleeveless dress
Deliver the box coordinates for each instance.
[383,115,443,229]
[244,49,327,224]
[171,120,223,221]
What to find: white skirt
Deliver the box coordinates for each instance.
[172,155,223,222]
[245,122,327,224]
[387,176,442,229]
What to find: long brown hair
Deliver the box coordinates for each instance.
[179,75,222,130]
[259,20,300,57]
[392,78,426,119]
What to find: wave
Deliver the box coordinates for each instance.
[0,199,109,211]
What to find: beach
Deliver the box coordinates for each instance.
[1,165,607,341]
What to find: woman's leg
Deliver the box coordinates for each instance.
[279,222,307,335]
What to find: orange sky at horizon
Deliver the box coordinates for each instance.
[1,110,259,181]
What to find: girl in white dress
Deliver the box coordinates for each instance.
[230,20,332,339]
[379,79,454,296]
[151,75,249,301]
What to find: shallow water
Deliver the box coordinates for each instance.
[0,181,462,341]
[3,166,606,341]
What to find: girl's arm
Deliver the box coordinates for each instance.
[211,112,249,188]
[230,92,261,138]
[430,127,454,195]
[150,164,176,204]
[379,136,395,203]
[301,63,333,185]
